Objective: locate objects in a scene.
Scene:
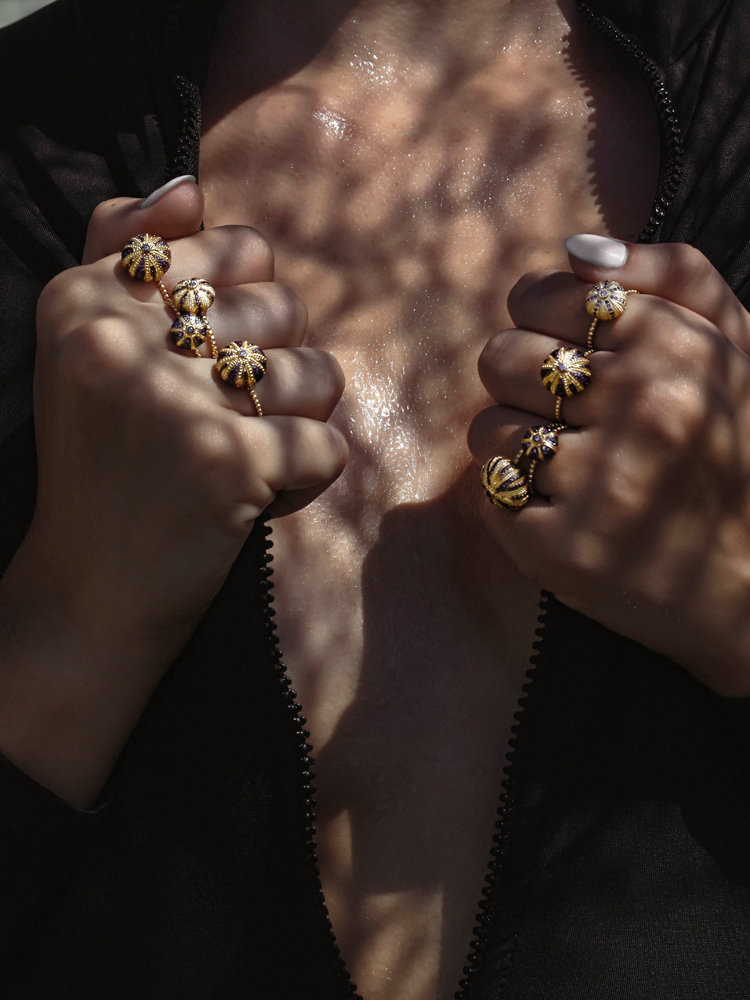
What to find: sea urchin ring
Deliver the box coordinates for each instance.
[216,341,267,388]
[541,347,592,398]
[480,457,529,511]
[120,233,171,282]
[585,279,630,321]
[170,313,209,351]
[171,278,216,316]
[519,424,563,463]
[215,341,268,416]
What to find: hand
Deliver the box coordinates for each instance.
[26,180,347,657]
[469,241,750,697]
[0,179,347,804]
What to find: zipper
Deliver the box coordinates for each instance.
[258,519,359,996]
[454,594,551,999]
[259,518,549,1000]
[234,5,684,997]
[455,7,685,997]
[576,1,685,245]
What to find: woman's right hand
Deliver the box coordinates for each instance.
[0,178,347,805]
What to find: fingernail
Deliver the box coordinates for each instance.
[565,233,628,268]
[139,175,196,209]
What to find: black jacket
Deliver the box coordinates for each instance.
[0,0,749,996]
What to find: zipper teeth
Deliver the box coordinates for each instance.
[457,12,685,996]
[576,1,685,243]
[259,521,359,997]
[453,594,551,999]
[254,12,685,999]
[170,75,202,181]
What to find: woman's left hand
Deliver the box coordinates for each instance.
[469,241,750,696]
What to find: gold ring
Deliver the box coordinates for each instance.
[215,341,267,417]
[171,278,216,316]
[480,457,529,510]
[168,277,218,357]
[514,423,566,464]
[513,423,566,497]
[120,236,219,359]
[584,280,638,354]
[541,347,592,402]
[121,233,171,282]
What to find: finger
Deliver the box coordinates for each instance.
[241,415,349,494]
[478,328,614,425]
[507,272,706,354]
[468,404,589,500]
[507,270,595,344]
[215,347,344,421]
[82,177,203,264]
[209,282,308,349]
[468,404,538,466]
[266,482,341,519]
[168,348,344,421]
[566,239,750,354]
[111,225,276,305]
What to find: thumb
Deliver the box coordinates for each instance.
[82,175,203,265]
[564,234,750,354]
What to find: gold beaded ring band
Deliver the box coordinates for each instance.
[540,279,637,421]
[120,233,266,417]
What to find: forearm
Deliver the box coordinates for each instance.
[0,538,196,809]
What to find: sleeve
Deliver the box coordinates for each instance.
[0,749,112,959]
[711,694,750,774]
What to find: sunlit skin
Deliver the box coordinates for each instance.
[201,0,659,996]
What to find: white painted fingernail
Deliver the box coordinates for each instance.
[139,175,196,209]
[565,233,628,268]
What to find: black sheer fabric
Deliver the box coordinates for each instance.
[0,0,748,996]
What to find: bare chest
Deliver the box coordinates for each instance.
[200,15,657,997]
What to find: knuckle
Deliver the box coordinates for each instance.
[311,348,346,400]
[558,525,609,581]
[326,424,350,475]
[260,282,307,334]
[626,377,705,450]
[668,243,714,290]
[275,283,308,333]
[58,318,138,386]
[226,224,275,276]
[85,198,130,240]
[191,418,244,475]
[478,331,511,384]
[506,269,559,315]
[303,420,349,476]
[37,268,99,335]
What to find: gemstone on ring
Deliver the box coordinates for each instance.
[171,278,216,316]
[120,233,171,282]
[541,347,592,398]
[480,457,529,510]
[520,425,561,462]
[215,341,267,388]
[585,279,629,320]
[170,313,208,351]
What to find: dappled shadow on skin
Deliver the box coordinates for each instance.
[312,468,533,998]
[202,0,660,560]
[553,325,750,690]
[203,1,663,994]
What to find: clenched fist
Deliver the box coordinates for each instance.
[470,240,750,697]
[0,178,347,805]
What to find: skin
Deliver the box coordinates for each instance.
[0,183,348,808]
[199,0,661,995]
[0,0,748,998]
[472,246,750,694]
